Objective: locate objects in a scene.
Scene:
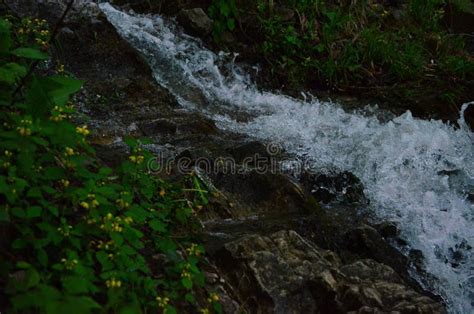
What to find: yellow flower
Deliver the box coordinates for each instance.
[116,199,129,209]
[17,127,31,136]
[129,155,144,164]
[200,309,210,314]
[61,258,78,270]
[208,293,219,303]
[65,147,75,156]
[80,201,89,209]
[159,189,166,197]
[156,296,170,308]
[60,179,70,188]
[105,278,122,288]
[186,243,201,257]
[76,125,90,136]
[2,162,11,169]
[124,217,133,224]
[181,270,191,279]
[57,64,65,73]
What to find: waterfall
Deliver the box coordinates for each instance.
[100,3,474,312]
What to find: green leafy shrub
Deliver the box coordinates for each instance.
[208,0,238,40]
[0,14,220,314]
[248,0,474,103]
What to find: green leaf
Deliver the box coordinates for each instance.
[48,205,59,217]
[44,167,65,180]
[11,47,49,60]
[11,207,25,218]
[149,219,167,232]
[0,63,27,84]
[37,249,48,267]
[0,18,12,54]
[181,277,193,289]
[110,232,124,246]
[176,207,192,224]
[27,187,43,199]
[0,207,9,222]
[62,276,91,294]
[227,18,236,31]
[185,292,195,303]
[26,75,53,117]
[47,76,83,105]
[16,261,31,269]
[26,206,42,218]
[219,2,231,16]
[119,303,142,314]
[25,268,40,289]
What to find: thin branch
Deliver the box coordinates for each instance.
[10,0,75,105]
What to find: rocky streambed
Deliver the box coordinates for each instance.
[7,1,474,313]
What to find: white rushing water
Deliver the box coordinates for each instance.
[100,3,474,312]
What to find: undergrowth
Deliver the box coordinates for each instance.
[0,11,219,314]
[210,0,474,105]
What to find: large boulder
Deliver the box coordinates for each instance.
[177,8,213,37]
[214,230,446,313]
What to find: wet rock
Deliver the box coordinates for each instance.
[5,0,101,22]
[344,225,413,282]
[177,115,218,135]
[177,8,213,37]
[212,170,317,216]
[375,221,399,238]
[140,119,177,136]
[300,170,367,204]
[228,141,271,165]
[214,230,445,313]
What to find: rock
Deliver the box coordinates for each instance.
[343,225,415,284]
[300,170,367,204]
[214,230,445,313]
[228,141,272,165]
[212,170,317,216]
[140,119,177,136]
[177,8,213,37]
[177,115,218,135]
[375,221,399,238]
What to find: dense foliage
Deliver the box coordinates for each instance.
[0,13,219,314]
[211,0,474,104]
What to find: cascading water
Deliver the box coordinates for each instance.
[99,3,474,312]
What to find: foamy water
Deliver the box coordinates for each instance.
[100,3,474,312]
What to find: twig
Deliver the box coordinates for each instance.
[10,0,75,105]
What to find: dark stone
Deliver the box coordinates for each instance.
[213,230,445,313]
[140,119,177,136]
[177,116,218,134]
[300,170,367,204]
[177,8,213,37]
[375,222,399,238]
[343,225,415,283]
[409,249,425,271]
[228,141,271,164]
[212,170,316,216]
